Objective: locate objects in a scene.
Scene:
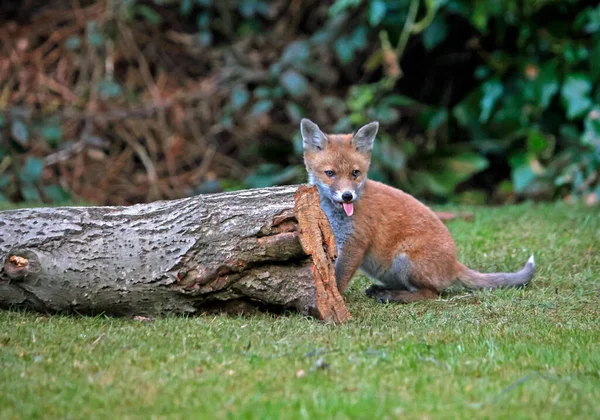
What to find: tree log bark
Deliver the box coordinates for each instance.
[0,185,351,323]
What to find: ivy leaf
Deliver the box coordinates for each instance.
[419,153,489,196]
[65,36,81,50]
[422,15,448,51]
[285,102,303,123]
[369,0,387,26]
[250,100,273,116]
[281,41,310,64]
[509,152,543,193]
[11,119,29,146]
[44,185,71,203]
[479,79,503,123]
[334,37,354,64]
[373,139,405,171]
[19,157,44,183]
[41,123,63,147]
[86,21,104,47]
[21,184,41,202]
[560,74,592,120]
[180,0,193,16]
[371,104,400,124]
[98,79,122,100]
[419,108,448,132]
[582,107,600,147]
[527,130,548,155]
[230,86,250,110]
[536,61,559,109]
[135,5,162,25]
[281,70,309,98]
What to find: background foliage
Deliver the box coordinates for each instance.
[0,0,599,205]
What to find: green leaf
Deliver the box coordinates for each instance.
[44,185,71,203]
[443,153,489,178]
[281,41,310,64]
[239,0,270,18]
[420,108,448,132]
[329,0,362,17]
[536,61,559,109]
[86,21,104,47]
[196,13,210,28]
[381,94,418,107]
[371,105,399,124]
[479,79,503,123]
[230,86,250,110]
[280,70,309,98]
[21,184,40,202]
[422,15,448,51]
[285,102,303,123]
[471,1,489,32]
[250,100,273,116]
[369,0,387,26]
[509,152,543,193]
[180,0,193,16]
[561,74,592,120]
[135,5,162,24]
[582,5,600,33]
[254,87,271,99]
[65,36,81,50]
[373,139,405,171]
[526,130,548,155]
[419,153,489,196]
[349,26,368,50]
[20,157,44,183]
[11,119,29,145]
[41,123,63,146]
[582,106,600,147]
[334,26,367,64]
[0,174,10,189]
[197,31,212,46]
[334,37,355,64]
[98,79,122,99]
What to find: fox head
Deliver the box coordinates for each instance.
[301,118,379,216]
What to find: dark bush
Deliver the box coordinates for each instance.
[0,0,598,205]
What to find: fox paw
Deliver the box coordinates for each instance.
[365,285,384,298]
[365,285,392,303]
[374,291,393,304]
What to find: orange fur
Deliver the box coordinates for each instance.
[301,119,535,303]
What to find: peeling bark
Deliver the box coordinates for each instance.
[0,185,351,323]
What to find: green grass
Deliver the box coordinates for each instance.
[1,202,599,419]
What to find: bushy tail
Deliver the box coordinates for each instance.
[456,255,535,289]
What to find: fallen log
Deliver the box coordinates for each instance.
[0,185,351,323]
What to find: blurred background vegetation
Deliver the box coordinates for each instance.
[0,0,599,206]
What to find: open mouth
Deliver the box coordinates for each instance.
[335,201,354,216]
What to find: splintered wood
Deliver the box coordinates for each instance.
[294,185,352,324]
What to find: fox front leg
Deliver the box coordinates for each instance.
[335,246,366,293]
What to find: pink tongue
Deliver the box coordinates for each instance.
[342,202,354,217]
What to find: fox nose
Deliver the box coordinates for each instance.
[342,192,353,202]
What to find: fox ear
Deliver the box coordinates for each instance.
[352,121,379,153]
[301,119,328,151]
[353,121,379,153]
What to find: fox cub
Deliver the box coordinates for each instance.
[300,118,535,303]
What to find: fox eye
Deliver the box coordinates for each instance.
[324,170,335,178]
[352,169,361,179]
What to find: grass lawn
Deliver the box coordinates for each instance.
[1,202,599,419]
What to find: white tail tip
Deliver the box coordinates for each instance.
[527,254,535,267]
